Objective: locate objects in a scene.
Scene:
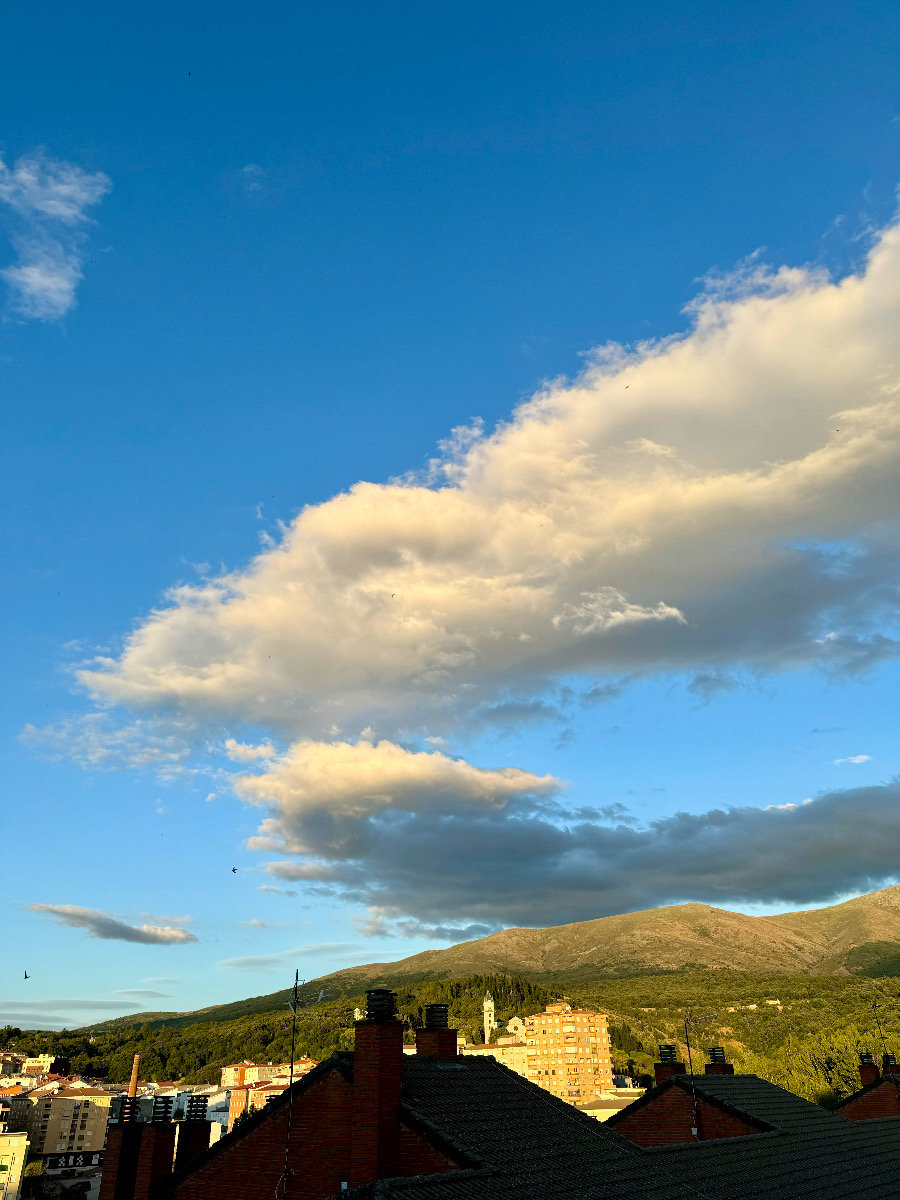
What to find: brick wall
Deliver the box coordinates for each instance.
[612,1085,760,1147]
[99,1124,143,1200]
[838,1081,900,1121]
[165,1060,460,1200]
[173,1122,212,1173]
[133,1126,177,1200]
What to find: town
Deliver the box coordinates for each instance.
[2,987,898,1200]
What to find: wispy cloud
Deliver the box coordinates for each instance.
[0,150,111,319]
[114,989,173,1000]
[259,885,297,896]
[29,904,198,944]
[834,754,872,765]
[21,713,195,777]
[220,942,359,971]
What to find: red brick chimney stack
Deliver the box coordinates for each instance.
[882,1052,899,1080]
[349,989,404,1187]
[859,1052,880,1086]
[704,1047,735,1076]
[654,1045,686,1084]
[416,1004,459,1059]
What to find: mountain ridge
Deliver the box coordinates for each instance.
[80,885,900,1031]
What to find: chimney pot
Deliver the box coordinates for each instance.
[424,1004,449,1030]
[416,1006,458,1059]
[859,1052,880,1086]
[365,989,398,1023]
[654,1046,686,1084]
[704,1046,734,1075]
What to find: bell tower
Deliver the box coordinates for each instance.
[483,992,496,1043]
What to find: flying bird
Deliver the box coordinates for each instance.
[24,971,29,980]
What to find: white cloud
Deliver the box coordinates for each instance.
[26,206,900,929]
[225,738,276,762]
[236,739,559,842]
[834,754,872,765]
[0,150,111,319]
[29,904,198,944]
[77,219,900,740]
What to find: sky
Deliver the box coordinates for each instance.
[2,0,899,1031]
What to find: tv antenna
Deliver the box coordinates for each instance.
[275,970,305,1200]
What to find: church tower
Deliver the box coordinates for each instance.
[483,992,496,1043]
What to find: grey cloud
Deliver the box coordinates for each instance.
[29,904,198,944]
[352,914,495,941]
[264,782,900,928]
[259,885,297,896]
[687,672,737,703]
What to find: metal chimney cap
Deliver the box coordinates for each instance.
[883,1052,897,1067]
[424,1004,449,1030]
[859,1051,875,1065]
[658,1044,678,1062]
[707,1046,727,1064]
[365,989,398,1022]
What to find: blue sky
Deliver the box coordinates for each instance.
[2,1,899,1030]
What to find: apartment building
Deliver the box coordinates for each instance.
[21,1056,69,1078]
[524,1001,614,1103]
[9,1086,112,1160]
[460,1035,528,1074]
[220,1060,316,1088]
[0,1102,27,1200]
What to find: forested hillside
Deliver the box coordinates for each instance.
[0,976,552,1084]
[3,971,899,1105]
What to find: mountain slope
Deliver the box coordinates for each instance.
[313,886,900,989]
[78,885,900,1031]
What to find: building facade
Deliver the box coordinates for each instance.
[9,1086,112,1159]
[524,1001,614,1103]
[21,1057,69,1078]
[219,1060,315,1088]
[460,1036,528,1074]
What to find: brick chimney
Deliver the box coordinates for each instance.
[882,1052,899,1080]
[654,1044,686,1085]
[416,1005,459,1059]
[859,1052,880,1086]
[704,1047,735,1076]
[349,989,404,1187]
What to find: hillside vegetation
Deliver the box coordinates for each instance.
[4,971,900,1106]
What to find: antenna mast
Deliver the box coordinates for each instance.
[276,970,303,1200]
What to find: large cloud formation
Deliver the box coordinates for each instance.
[52,216,900,928]
[29,904,197,944]
[263,781,900,928]
[80,225,899,737]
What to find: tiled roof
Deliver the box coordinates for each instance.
[608,1076,900,1200]
[342,1055,708,1200]
[834,1074,900,1111]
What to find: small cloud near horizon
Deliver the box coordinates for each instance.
[834,754,872,765]
[29,904,198,944]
